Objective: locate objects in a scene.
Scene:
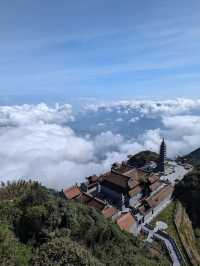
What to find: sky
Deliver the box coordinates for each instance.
[0,0,200,105]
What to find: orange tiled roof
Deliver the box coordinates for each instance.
[63,186,81,200]
[102,206,118,219]
[116,212,136,232]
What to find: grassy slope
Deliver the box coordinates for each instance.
[175,149,200,263]
[175,202,200,265]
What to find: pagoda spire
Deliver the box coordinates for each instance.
[158,138,167,174]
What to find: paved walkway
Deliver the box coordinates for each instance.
[160,161,192,185]
[142,224,184,266]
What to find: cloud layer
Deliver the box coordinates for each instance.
[0,103,73,127]
[85,98,200,116]
[1,100,200,190]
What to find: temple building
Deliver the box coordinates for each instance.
[158,138,167,174]
[90,167,160,209]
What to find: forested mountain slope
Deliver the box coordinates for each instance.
[174,149,200,254]
[0,181,168,266]
[182,148,200,167]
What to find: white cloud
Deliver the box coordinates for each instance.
[1,101,200,190]
[84,98,200,157]
[161,115,200,156]
[0,123,95,188]
[0,104,137,189]
[93,131,124,157]
[116,117,123,122]
[0,103,150,190]
[129,117,140,123]
[85,98,200,116]
[0,103,73,127]
[162,115,200,136]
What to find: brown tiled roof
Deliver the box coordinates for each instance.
[101,172,129,189]
[145,185,174,209]
[148,174,160,184]
[101,168,148,192]
[102,206,118,219]
[128,179,140,189]
[113,164,132,174]
[79,192,106,211]
[99,171,111,180]
[63,186,81,200]
[149,180,163,192]
[123,168,146,179]
[128,185,143,197]
[123,169,147,188]
[116,212,136,232]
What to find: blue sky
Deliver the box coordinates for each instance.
[0,0,200,105]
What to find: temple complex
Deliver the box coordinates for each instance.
[63,138,191,235]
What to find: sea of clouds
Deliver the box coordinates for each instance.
[0,99,200,190]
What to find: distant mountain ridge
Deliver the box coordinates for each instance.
[182,148,200,166]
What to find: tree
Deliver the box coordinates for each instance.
[0,223,31,266]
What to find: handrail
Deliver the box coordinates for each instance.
[142,224,185,265]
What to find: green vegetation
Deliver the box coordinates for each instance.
[182,148,200,167]
[0,223,32,266]
[174,168,200,265]
[151,202,185,253]
[128,150,159,168]
[174,170,200,229]
[168,146,200,264]
[151,201,193,264]
[0,180,169,266]
[174,144,200,263]
[174,202,200,265]
[151,202,176,235]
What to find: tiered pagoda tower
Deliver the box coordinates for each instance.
[158,138,167,174]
